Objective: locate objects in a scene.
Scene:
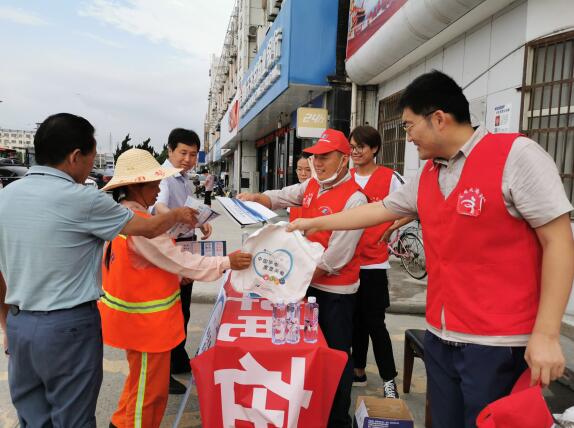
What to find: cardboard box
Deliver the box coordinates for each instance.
[354,396,414,428]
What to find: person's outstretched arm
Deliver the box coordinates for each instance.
[121,207,198,239]
[288,201,403,234]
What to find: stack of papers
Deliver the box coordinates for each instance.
[215,196,277,226]
[167,196,219,239]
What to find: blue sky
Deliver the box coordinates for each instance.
[0,0,232,152]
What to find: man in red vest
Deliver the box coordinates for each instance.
[238,129,368,428]
[289,71,574,427]
[348,125,412,397]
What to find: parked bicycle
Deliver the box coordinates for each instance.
[387,221,427,280]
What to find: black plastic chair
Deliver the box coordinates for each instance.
[404,329,431,428]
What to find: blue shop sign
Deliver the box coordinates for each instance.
[239,0,338,131]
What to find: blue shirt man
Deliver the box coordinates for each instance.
[0,113,197,427]
[153,127,209,393]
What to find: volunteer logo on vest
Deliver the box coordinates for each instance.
[457,187,485,217]
[318,206,332,216]
[303,193,314,208]
[254,249,294,285]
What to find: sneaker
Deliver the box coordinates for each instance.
[383,379,399,398]
[352,374,367,387]
[169,376,187,395]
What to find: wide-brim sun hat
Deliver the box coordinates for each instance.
[101,148,181,191]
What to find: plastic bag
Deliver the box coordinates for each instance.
[230,222,324,303]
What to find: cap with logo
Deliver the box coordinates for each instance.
[303,129,350,155]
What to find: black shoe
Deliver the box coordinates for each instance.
[352,373,367,387]
[109,423,118,428]
[383,379,399,398]
[169,376,187,395]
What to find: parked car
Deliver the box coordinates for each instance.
[90,168,114,188]
[0,165,28,188]
[84,177,99,188]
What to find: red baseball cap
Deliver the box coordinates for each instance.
[303,129,350,155]
[476,369,554,428]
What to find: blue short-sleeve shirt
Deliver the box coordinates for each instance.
[0,166,134,310]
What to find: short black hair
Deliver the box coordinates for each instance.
[34,113,96,166]
[399,70,471,124]
[167,128,200,151]
[349,125,381,156]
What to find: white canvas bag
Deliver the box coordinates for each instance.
[230,222,324,303]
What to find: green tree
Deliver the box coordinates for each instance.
[156,143,168,164]
[114,134,132,162]
[135,138,159,158]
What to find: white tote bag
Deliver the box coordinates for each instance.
[230,222,324,303]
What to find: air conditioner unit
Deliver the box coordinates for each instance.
[248,25,257,41]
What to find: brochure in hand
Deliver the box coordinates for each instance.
[167,196,219,239]
[215,196,278,227]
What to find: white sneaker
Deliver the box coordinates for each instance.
[383,379,399,398]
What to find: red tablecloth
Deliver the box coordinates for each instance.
[191,278,347,428]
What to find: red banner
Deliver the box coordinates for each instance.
[346,0,407,59]
[191,281,347,427]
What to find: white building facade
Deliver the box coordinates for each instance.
[0,128,35,160]
[346,0,574,324]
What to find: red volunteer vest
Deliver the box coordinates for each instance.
[99,212,185,353]
[289,206,303,222]
[351,167,394,266]
[301,177,364,287]
[418,133,542,335]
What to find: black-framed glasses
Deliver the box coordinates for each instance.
[349,144,365,154]
[401,110,437,133]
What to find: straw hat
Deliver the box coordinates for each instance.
[101,148,181,191]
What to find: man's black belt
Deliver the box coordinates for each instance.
[9,300,97,316]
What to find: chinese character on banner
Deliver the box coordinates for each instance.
[214,353,312,428]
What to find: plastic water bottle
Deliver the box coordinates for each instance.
[303,297,319,343]
[285,300,301,344]
[272,300,286,345]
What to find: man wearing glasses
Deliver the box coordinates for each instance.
[289,70,574,427]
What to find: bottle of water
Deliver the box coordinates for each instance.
[285,300,301,344]
[271,300,286,345]
[304,297,319,343]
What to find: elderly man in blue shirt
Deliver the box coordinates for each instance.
[0,113,198,428]
[153,128,212,394]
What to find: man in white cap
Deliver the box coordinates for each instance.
[0,113,197,428]
[238,128,367,428]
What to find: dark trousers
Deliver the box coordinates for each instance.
[424,331,528,428]
[7,302,102,428]
[307,287,356,428]
[170,281,193,374]
[204,190,212,206]
[352,269,397,380]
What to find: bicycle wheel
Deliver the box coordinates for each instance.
[397,232,427,280]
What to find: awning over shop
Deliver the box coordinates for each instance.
[345,0,514,85]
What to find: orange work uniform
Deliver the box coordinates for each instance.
[99,213,184,428]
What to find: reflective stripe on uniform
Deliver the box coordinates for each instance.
[100,290,181,314]
[135,352,148,428]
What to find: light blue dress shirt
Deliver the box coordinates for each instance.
[0,166,134,310]
[153,159,196,237]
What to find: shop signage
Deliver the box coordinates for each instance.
[296,108,328,138]
[228,100,239,132]
[240,28,283,116]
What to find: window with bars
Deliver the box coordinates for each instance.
[520,30,574,216]
[378,92,406,175]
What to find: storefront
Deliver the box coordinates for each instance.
[237,0,339,192]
